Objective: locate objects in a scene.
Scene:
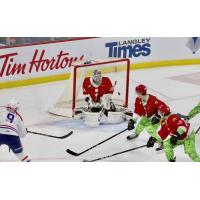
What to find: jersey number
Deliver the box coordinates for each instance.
[7,113,15,123]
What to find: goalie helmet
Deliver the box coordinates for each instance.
[92,69,102,86]
[7,99,20,112]
[135,84,147,96]
[158,104,171,116]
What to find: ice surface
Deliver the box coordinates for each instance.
[1,65,200,162]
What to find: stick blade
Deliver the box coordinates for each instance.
[66,149,80,156]
[61,131,73,139]
[83,159,94,162]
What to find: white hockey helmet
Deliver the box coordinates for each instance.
[7,99,20,112]
[92,69,102,85]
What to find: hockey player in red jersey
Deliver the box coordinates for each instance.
[82,69,116,112]
[146,104,200,162]
[81,69,126,127]
[127,84,170,148]
[0,99,31,162]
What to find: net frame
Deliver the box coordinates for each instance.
[72,58,130,116]
[48,58,130,117]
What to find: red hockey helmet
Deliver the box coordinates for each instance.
[135,84,147,95]
[159,104,171,116]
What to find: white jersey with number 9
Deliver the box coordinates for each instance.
[0,107,28,138]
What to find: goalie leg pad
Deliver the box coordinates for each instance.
[106,111,126,124]
[83,111,101,127]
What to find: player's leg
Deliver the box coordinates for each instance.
[183,131,200,162]
[146,123,161,138]
[127,117,150,140]
[146,123,163,151]
[163,140,176,162]
[6,135,31,162]
[188,102,200,119]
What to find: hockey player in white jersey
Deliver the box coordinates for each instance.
[0,99,31,162]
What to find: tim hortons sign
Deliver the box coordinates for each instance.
[0,49,85,77]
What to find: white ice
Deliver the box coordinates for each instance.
[1,65,200,162]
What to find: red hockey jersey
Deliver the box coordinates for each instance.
[134,94,167,118]
[82,77,113,102]
[157,114,190,141]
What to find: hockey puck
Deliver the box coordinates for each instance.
[118,92,120,95]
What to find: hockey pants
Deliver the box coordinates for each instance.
[134,117,161,142]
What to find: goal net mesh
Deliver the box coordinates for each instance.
[48,58,130,117]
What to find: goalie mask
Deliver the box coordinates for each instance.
[7,99,20,112]
[92,69,102,86]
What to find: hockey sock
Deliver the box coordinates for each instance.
[15,152,31,162]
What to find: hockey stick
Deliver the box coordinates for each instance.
[98,80,118,122]
[98,107,106,122]
[28,130,73,139]
[177,113,190,120]
[83,144,147,162]
[66,128,128,156]
[195,126,200,135]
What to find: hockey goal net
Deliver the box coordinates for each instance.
[48,58,130,117]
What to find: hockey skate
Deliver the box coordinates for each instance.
[155,143,164,151]
[169,157,176,162]
[127,133,139,140]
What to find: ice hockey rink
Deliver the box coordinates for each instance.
[1,64,200,162]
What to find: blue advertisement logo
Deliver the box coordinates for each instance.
[105,38,151,58]
[186,37,200,54]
